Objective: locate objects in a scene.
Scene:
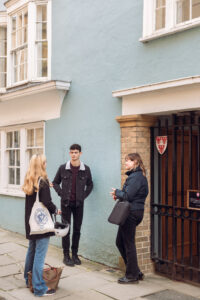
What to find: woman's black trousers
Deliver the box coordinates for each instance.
[116,210,144,279]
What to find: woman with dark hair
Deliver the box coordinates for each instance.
[111,153,148,284]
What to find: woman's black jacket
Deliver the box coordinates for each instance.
[115,167,148,211]
[25,179,57,240]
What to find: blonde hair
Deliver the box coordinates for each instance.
[125,153,146,176]
[22,154,48,195]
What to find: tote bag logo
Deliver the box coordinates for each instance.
[156,136,168,155]
[34,208,48,229]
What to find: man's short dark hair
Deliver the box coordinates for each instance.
[70,144,82,152]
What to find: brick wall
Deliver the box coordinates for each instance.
[116,115,157,274]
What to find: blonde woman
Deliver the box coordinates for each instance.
[23,154,60,297]
[111,153,148,284]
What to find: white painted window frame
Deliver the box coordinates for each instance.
[0,12,7,93]
[0,121,44,197]
[141,0,200,42]
[34,1,51,80]
[0,26,7,90]
[10,7,28,84]
[6,130,21,187]
[6,0,51,88]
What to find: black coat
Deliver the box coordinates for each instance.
[115,167,148,211]
[53,161,93,207]
[25,179,57,240]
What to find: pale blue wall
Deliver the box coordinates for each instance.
[51,0,200,88]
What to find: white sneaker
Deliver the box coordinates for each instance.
[43,289,56,296]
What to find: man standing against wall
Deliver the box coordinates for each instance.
[53,144,93,266]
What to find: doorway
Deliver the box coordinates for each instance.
[151,112,200,285]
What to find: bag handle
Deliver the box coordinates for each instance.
[35,177,42,203]
[43,263,59,281]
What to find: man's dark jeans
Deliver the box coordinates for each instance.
[61,203,84,256]
[116,210,144,279]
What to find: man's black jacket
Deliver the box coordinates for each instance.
[53,161,93,206]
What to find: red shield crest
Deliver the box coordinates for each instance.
[156,136,167,155]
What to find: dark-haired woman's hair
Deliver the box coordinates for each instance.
[125,153,146,176]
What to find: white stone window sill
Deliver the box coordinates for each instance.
[140,19,200,43]
[0,188,25,198]
[6,78,50,90]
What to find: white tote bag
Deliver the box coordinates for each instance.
[29,178,55,235]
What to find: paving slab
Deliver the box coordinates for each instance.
[60,290,114,300]
[0,274,25,291]
[9,287,72,300]
[0,254,16,266]
[8,288,37,300]
[61,265,86,278]
[95,279,166,300]
[146,275,200,298]
[0,243,26,256]
[57,271,111,294]
[0,290,17,300]
[0,264,21,277]
[8,247,28,262]
[145,289,199,300]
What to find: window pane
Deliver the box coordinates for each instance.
[19,13,22,29]
[12,16,16,31]
[0,58,6,72]
[37,22,47,40]
[37,42,48,59]
[35,128,43,146]
[156,0,166,8]
[17,29,22,47]
[11,9,28,83]
[37,60,47,77]
[0,40,7,56]
[0,27,6,40]
[27,129,34,147]
[37,5,47,22]
[37,42,48,77]
[9,168,15,184]
[192,0,200,18]
[0,73,6,88]
[9,150,15,166]
[19,57,25,81]
[27,148,43,161]
[0,27,7,88]
[156,8,166,30]
[176,0,190,23]
[7,132,12,148]
[12,32,16,49]
[23,11,28,44]
[24,11,28,25]
[23,26,28,44]
[16,150,20,166]
[14,131,20,147]
[12,17,16,49]
[16,168,20,185]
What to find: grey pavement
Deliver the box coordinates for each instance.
[0,228,200,300]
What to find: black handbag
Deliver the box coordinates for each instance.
[108,200,130,225]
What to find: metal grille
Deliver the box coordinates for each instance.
[150,112,200,285]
